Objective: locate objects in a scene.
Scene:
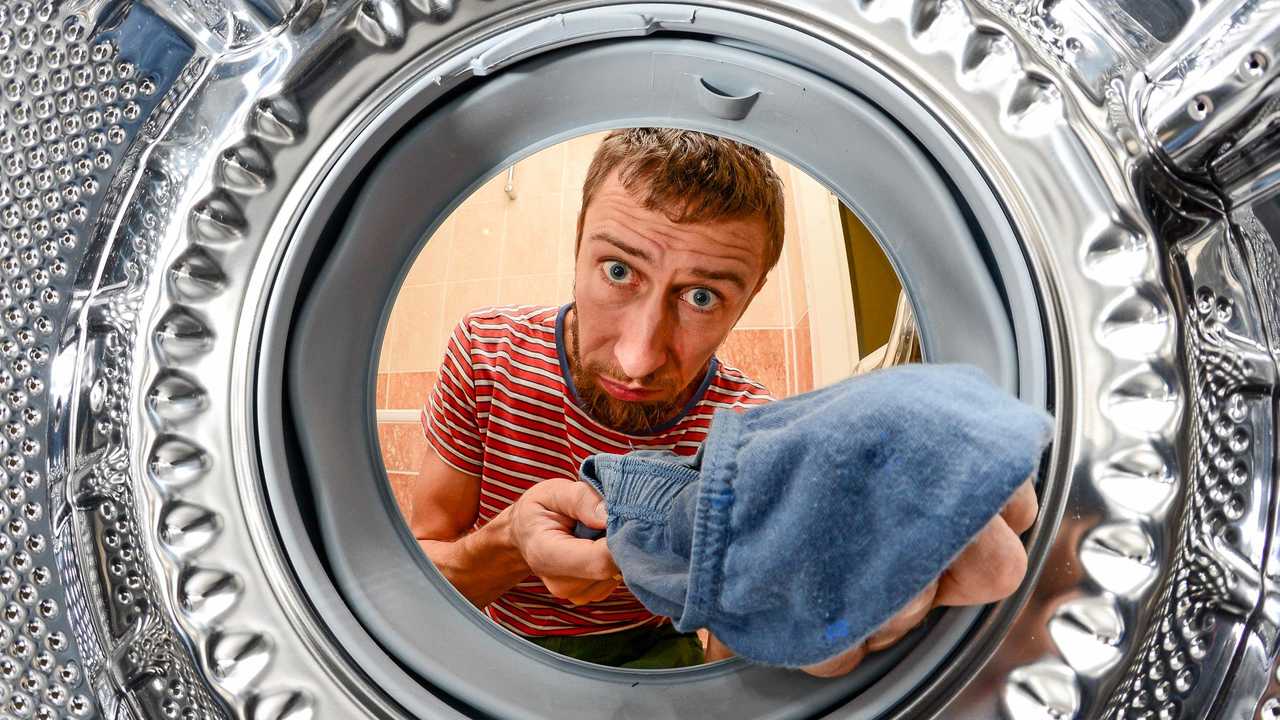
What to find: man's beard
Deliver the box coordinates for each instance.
[568,311,689,435]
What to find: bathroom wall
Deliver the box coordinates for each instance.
[375,133,839,516]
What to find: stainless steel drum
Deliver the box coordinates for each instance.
[0,0,1277,718]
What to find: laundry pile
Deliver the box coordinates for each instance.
[575,363,1054,667]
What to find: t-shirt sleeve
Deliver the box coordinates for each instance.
[422,317,484,476]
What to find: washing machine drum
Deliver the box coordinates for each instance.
[6,1,1280,718]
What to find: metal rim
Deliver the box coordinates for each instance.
[272,18,1046,718]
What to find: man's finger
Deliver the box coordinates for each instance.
[526,534,619,582]
[935,515,1028,606]
[543,575,615,603]
[866,579,938,652]
[1000,477,1039,535]
[542,576,590,602]
[540,478,608,529]
[564,578,620,606]
[801,643,869,678]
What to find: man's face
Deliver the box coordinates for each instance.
[568,170,769,433]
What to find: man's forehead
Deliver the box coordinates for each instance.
[594,168,756,229]
[583,173,769,272]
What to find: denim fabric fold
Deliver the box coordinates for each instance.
[577,363,1055,668]
[577,450,703,622]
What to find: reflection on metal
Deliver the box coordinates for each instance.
[1143,1,1280,208]
[0,0,1274,718]
[0,0,225,713]
[1101,204,1278,720]
[505,166,516,200]
[853,293,920,374]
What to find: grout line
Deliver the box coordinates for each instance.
[797,310,812,393]
[377,409,421,422]
[734,323,794,331]
[434,273,449,371]
[774,157,805,398]
[784,325,795,398]
[559,191,569,276]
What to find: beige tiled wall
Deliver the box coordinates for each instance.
[378,135,599,375]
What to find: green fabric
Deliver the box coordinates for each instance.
[526,623,705,669]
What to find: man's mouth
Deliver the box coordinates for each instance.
[597,375,661,402]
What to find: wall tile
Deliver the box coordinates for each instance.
[793,312,814,394]
[564,132,606,193]
[377,422,429,473]
[442,278,502,339]
[387,371,437,410]
[735,266,787,329]
[715,329,788,399]
[499,273,563,308]
[784,204,809,325]
[768,156,789,182]
[470,168,517,205]
[515,142,566,199]
[376,422,393,469]
[558,193,582,275]
[504,194,562,277]
[386,283,447,373]
[770,155,813,327]
[405,218,453,287]
[378,315,397,375]
[781,186,801,255]
[375,373,389,409]
[450,200,506,281]
[386,471,417,522]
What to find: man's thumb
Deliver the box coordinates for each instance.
[565,480,606,529]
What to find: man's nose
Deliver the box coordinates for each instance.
[614,300,670,381]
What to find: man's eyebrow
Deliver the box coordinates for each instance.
[592,232,749,291]
[593,233,653,263]
[689,268,747,291]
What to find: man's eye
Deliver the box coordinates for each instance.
[603,260,632,283]
[682,287,720,310]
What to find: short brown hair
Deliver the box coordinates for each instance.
[577,128,785,276]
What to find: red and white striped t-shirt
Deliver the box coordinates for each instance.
[422,304,772,637]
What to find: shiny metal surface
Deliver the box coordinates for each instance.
[1144,0,1280,208]
[0,0,205,715]
[0,0,1272,718]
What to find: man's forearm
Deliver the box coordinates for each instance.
[419,507,531,608]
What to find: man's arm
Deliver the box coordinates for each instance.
[411,314,535,608]
[410,447,531,609]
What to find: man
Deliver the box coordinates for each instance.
[410,128,1038,674]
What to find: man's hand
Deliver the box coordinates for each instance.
[508,478,620,606]
[801,476,1040,678]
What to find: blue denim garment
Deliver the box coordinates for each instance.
[576,363,1054,668]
